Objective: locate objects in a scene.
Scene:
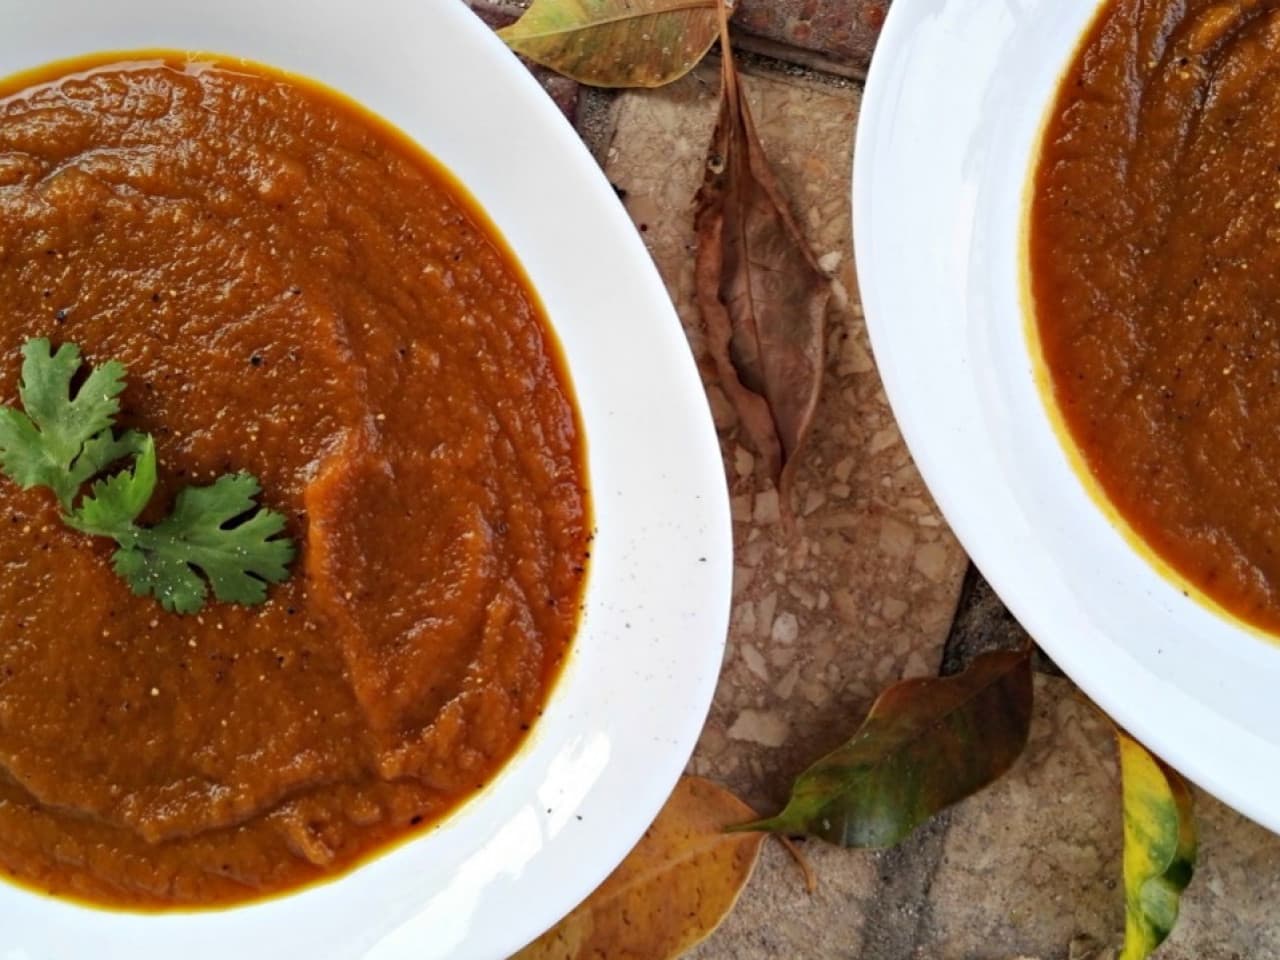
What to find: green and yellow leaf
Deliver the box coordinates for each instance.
[737,647,1034,847]
[497,0,722,88]
[1117,731,1197,960]
[514,776,763,959]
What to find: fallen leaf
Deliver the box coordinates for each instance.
[514,775,764,959]
[735,647,1033,847]
[497,0,722,88]
[694,6,832,506]
[1116,731,1197,960]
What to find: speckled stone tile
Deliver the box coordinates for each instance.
[601,60,969,958]
[688,841,870,959]
[916,675,1124,958]
[917,675,1280,960]
[603,57,966,816]
[465,6,1280,958]
[1160,792,1280,960]
[734,0,889,75]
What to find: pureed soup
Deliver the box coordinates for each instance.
[0,55,589,907]
[1030,0,1280,634]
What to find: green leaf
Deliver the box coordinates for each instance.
[65,435,157,533]
[1117,731,1197,960]
[112,473,294,614]
[0,337,296,614]
[65,428,149,495]
[497,0,721,89]
[0,338,130,506]
[736,647,1033,847]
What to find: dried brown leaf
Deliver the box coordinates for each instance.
[514,775,764,959]
[694,13,832,507]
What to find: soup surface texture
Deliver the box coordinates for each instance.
[1031,0,1280,633]
[0,55,589,907]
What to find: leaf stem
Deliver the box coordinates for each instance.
[716,0,736,102]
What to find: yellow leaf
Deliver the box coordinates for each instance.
[497,0,722,89]
[1117,731,1197,960]
[514,775,764,959]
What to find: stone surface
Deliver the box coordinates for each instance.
[941,568,1063,678]
[463,5,1280,958]
[688,841,872,959]
[603,59,967,818]
[1166,792,1280,960]
[917,676,1124,958]
[734,0,889,75]
[916,676,1280,960]
[705,674,1280,960]
[600,61,969,957]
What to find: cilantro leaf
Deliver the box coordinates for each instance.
[0,339,130,507]
[0,337,296,614]
[67,428,149,495]
[65,435,158,534]
[106,473,295,615]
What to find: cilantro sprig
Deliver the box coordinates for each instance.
[0,338,295,614]
[0,340,145,508]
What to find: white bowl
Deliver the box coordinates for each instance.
[0,1,732,957]
[855,0,1280,831]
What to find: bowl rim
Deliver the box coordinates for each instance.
[0,1,734,957]
[853,0,1280,833]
